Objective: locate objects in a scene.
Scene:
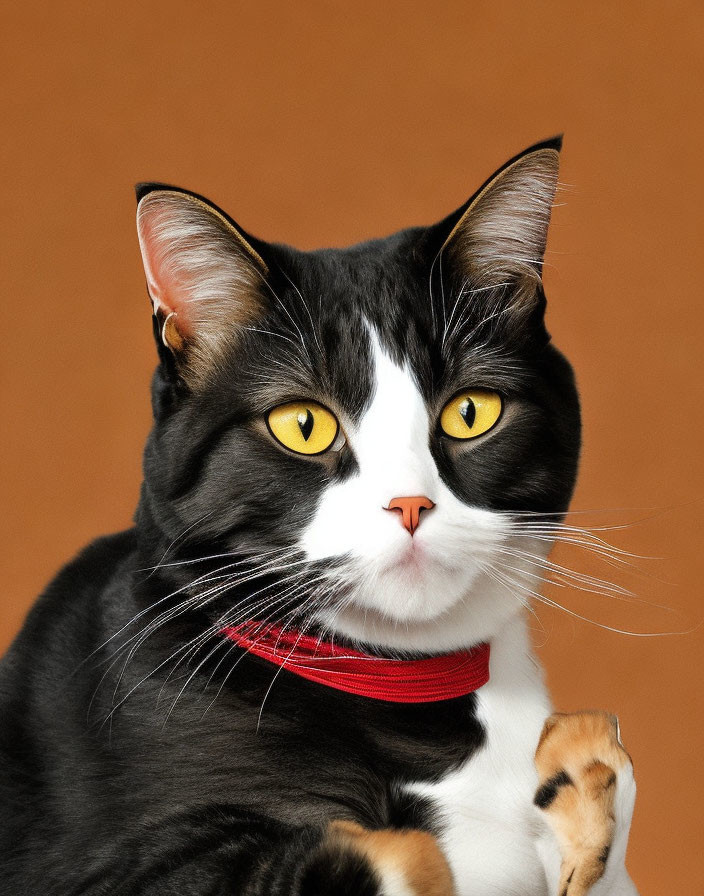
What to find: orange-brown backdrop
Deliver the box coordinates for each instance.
[2,1,702,891]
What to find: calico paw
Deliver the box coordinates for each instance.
[300,820,456,896]
[534,711,637,896]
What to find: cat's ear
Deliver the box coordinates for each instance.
[136,184,267,383]
[440,137,562,291]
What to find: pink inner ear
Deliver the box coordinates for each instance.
[136,190,266,359]
[136,200,195,338]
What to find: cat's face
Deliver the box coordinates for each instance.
[136,138,580,651]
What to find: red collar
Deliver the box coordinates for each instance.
[220,622,490,703]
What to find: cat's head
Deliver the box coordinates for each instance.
[136,138,580,652]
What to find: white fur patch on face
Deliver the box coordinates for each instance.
[300,330,545,651]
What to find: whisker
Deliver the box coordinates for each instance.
[158,577,318,714]
[255,630,305,733]
[87,553,309,718]
[254,270,308,352]
[143,511,216,579]
[494,547,635,600]
[278,269,325,359]
[488,563,696,637]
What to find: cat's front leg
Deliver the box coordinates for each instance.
[302,820,456,896]
[114,807,454,896]
[533,711,638,896]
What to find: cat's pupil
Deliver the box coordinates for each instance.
[459,398,476,429]
[297,409,315,441]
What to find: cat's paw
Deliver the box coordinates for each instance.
[533,710,636,896]
[310,819,455,896]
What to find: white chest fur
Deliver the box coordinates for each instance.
[407,616,553,896]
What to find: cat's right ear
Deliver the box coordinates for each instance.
[136,184,268,385]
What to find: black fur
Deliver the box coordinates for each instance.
[0,139,580,894]
[534,770,574,809]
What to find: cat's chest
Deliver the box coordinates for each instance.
[408,680,551,895]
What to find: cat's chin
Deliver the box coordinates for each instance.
[332,547,478,620]
[316,565,527,654]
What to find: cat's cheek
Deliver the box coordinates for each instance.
[299,474,407,563]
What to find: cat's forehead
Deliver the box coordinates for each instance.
[275,230,440,369]
[265,232,528,409]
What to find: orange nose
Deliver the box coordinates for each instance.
[385,496,435,535]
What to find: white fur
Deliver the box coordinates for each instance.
[412,614,637,895]
[300,329,637,894]
[377,866,415,896]
[534,763,638,896]
[303,332,541,651]
[409,613,552,894]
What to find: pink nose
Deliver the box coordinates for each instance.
[385,496,435,535]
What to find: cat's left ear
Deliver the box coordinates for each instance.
[440,137,562,292]
[136,184,268,384]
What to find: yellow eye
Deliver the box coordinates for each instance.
[266,401,339,455]
[439,390,503,440]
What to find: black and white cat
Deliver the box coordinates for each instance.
[0,138,638,895]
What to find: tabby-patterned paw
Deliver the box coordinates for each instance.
[534,711,636,896]
[319,820,456,896]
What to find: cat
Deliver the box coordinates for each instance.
[0,137,639,895]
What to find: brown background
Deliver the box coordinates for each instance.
[2,1,702,891]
